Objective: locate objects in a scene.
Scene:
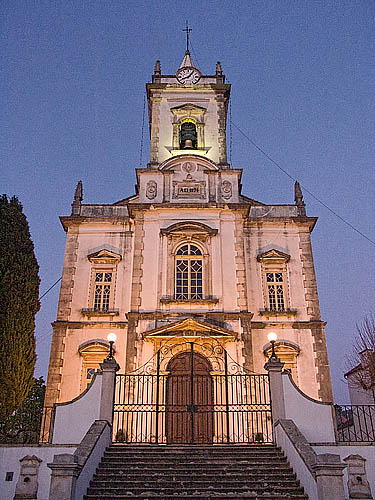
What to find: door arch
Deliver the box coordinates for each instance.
[166,350,214,444]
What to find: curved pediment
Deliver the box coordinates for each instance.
[161,221,217,236]
[159,155,218,172]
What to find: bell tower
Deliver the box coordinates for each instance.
[147,50,231,169]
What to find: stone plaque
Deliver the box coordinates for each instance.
[172,181,206,199]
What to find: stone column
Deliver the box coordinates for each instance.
[312,454,346,500]
[99,357,120,425]
[48,454,81,500]
[264,357,286,425]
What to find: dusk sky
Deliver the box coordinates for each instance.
[1,1,374,402]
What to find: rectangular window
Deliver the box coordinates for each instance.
[94,272,112,311]
[266,272,285,311]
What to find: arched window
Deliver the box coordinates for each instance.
[179,121,197,149]
[175,243,203,299]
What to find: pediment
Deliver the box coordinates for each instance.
[257,248,290,263]
[87,247,122,263]
[170,103,207,114]
[159,155,218,172]
[143,318,236,340]
[161,221,217,236]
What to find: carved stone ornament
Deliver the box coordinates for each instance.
[146,180,157,200]
[182,161,196,173]
[221,180,232,200]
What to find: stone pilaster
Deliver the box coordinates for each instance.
[264,357,286,426]
[44,324,67,407]
[217,97,227,164]
[313,454,346,500]
[149,97,161,164]
[299,231,333,402]
[234,219,247,311]
[57,231,79,320]
[99,358,120,424]
[125,214,144,371]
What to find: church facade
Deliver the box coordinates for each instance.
[44,50,333,411]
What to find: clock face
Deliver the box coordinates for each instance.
[176,67,201,84]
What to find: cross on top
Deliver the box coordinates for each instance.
[183,21,192,52]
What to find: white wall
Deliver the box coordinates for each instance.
[283,372,336,443]
[275,424,318,500]
[52,374,102,445]
[0,445,76,500]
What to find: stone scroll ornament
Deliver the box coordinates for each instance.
[146,180,157,200]
[221,180,232,200]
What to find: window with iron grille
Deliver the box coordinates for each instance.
[94,272,112,311]
[266,272,285,311]
[175,243,203,299]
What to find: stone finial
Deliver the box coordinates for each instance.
[71,180,83,215]
[154,60,161,75]
[294,181,306,216]
[216,61,223,76]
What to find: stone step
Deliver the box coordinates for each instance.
[105,448,281,456]
[85,444,308,500]
[84,492,308,500]
[90,479,300,489]
[98,459,288,468]
[87,483,308,498]
[94,470,296,479]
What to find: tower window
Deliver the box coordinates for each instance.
[179,121,197,149]
[175,243,203,299]
[266,272,285,311]
[94,272,112,311]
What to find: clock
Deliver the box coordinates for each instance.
[176,67,201,84]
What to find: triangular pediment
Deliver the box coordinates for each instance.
[257,248,290,263]
[170,103,207,113]
[143,318,236,340]
[87,247,122,263]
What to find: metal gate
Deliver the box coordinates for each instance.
[113,342,272,444]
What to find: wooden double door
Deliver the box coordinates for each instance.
[166,351,214,444]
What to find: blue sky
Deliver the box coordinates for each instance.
[1,0,374,402]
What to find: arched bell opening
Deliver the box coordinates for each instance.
[166,350,214,444]
[179,120,198,149]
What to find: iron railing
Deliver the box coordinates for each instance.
[0,406,54,444]
[113,373,272,444]
[335,404,375,442]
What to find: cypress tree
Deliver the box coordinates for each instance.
[0,195,40,420]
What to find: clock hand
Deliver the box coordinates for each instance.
[182,70,194,81]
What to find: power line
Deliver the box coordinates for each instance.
[231,120,375,247]
[139,93,146,167]
[39,277,61,300]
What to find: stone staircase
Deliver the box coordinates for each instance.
[84,444,308,500]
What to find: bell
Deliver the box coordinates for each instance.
[183,139,193,149]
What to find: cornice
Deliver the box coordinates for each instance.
[244,217,317,230]
[60,216,132,231]
[126,311,253,321]
[52,320,128,328]
[251,320,326,329]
